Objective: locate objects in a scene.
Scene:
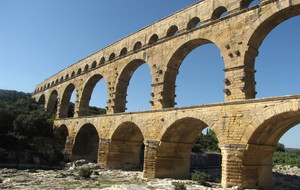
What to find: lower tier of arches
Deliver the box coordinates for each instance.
[52,95,300,189]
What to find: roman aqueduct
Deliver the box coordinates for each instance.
[32,0,300,189]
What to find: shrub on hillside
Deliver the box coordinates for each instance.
[273,150,300,166]
[191,171,210,186]
[172,182,187,190]
[0,89,54,138]
[78,167,92,178]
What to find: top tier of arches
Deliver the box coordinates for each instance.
[32,0,300,119]
[33,0,262,94]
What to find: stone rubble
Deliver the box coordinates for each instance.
[272,165,300,190]
[0,162,299,190]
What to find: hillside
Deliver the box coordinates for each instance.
[0,89,64,168]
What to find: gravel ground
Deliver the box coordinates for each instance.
[0,162,299,190]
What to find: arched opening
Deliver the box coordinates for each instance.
[77,68,82,75]
[133,41,142,51]
[65,74,69,80]
[99,57,105,65]
[108,122,144,170]
[126,63,152,112]
[243,111,300,189]
[60,77,64,82]
[211,6,228,20]
[187,17,201,30]
[55,79,59,85]
[120,47,128,56]
[38,94,45,105]
[164,39,224,108]
[54,125,68,140]
[241,0,260,9]
[149,34,159,45]
[84,64,89,72]
[53,125,69,152]
[109,53,116,61]
[46,90,58,115]
[191,127,221,177]
[71,71,75,78]
[89,77,107,115]
[114,59,152,113]
[156,118,220,179]
[166,25,179,37]
[59,83,76,118]
[72,124,99,162]
[79,74,107,116]
[91,61,97,69]
[253,15,300,98]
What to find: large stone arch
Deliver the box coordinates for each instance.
[72,123,99,162]
[53,124,69,152]
[59,83,76,118]
[54,124,69,140]
[242,1,300,97]
[240,101,300,189]
[114,59,151,113]
[78,74,107,116]
[241,100,300,144]
[107,122,144,170]
[155,117,214,179]
[46,90,58,114]
[240,0,260,9]
[162,38,223,108]
[37,94,46,105]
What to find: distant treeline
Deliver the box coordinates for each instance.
[273,148,300,167]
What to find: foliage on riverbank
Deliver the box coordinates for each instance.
[273,149,300,167]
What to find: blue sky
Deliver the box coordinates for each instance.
[0,0,299,148]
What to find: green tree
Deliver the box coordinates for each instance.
[0,89,53,137]
[276,143,285,152]
[13,109,53,137]
[88,106,106,115]
[192,128,220,153]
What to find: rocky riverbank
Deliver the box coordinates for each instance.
[272,165,300,190]
[0,161,299,189]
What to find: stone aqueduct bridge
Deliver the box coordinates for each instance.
[32,0,300,189]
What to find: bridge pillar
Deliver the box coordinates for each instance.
[221,144,246,188]
[155,141,194,179]
[223,44,258,102]
[242,144,276,189]
[150,82,175,109]
[64,136,75,158]
[97,138,110,168]
[73,99,80,117]
[143,140,160,178]
[107,140,144,170]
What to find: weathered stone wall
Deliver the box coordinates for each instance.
[32,0,300,189]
